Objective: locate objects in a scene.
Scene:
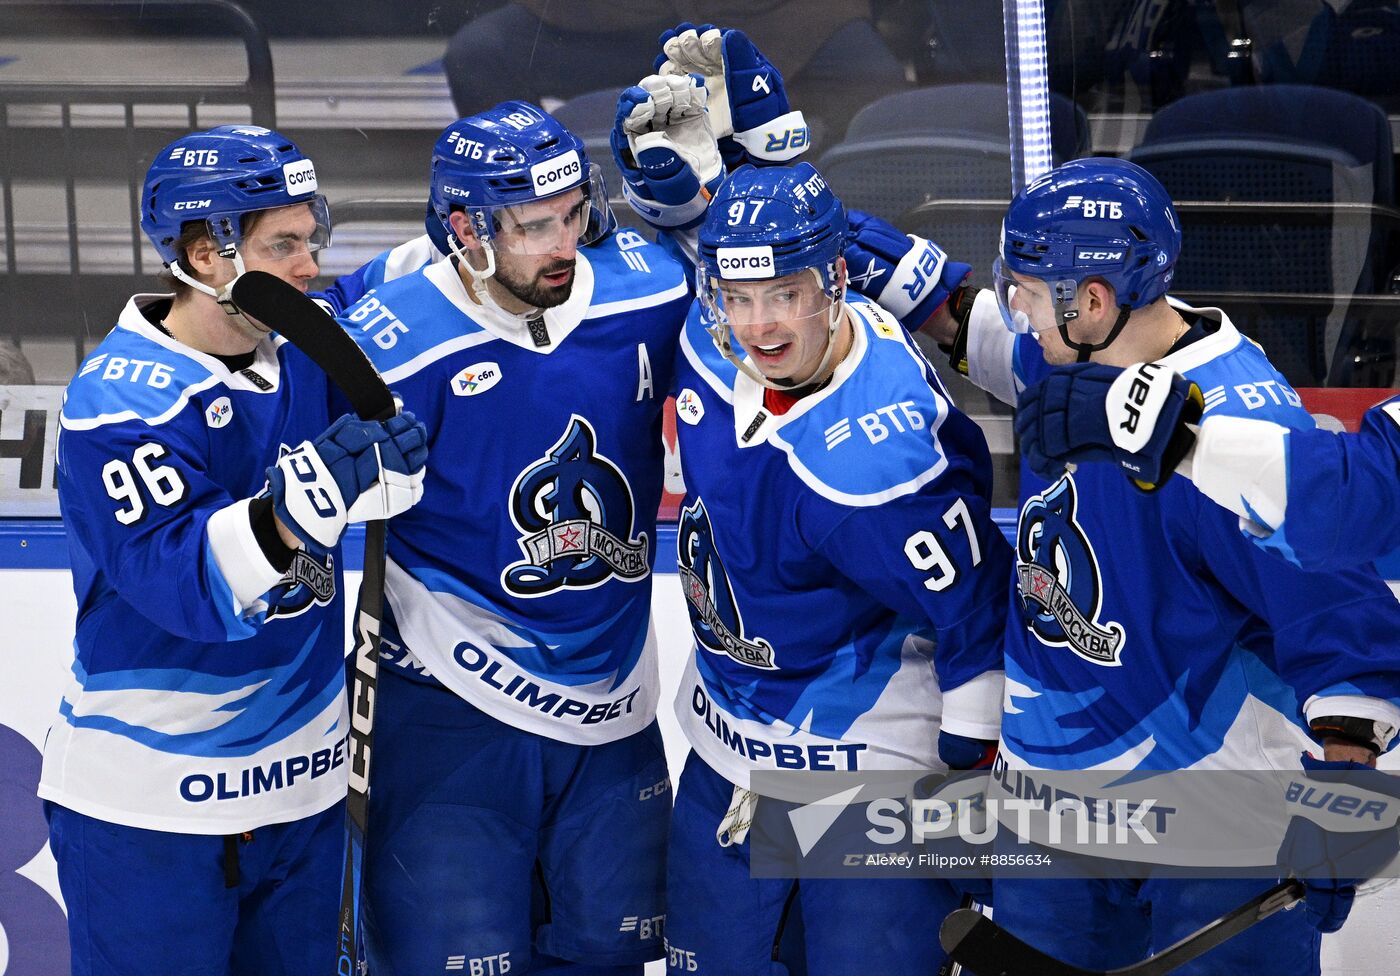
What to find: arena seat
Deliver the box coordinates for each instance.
[1129,84,1398,386]
[816,84,1089,273]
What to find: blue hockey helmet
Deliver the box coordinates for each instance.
[141,125,330,277]
[697,162,847,287]
[995,157,1180,357]
[427,101,612,277]
[696,163,849,388]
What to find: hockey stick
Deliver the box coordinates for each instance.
[230,271,394,976]
[939,879,1304,976]
[936,893,976,976]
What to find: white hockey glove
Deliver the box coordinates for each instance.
[268,411,428,554]
[611,73,724,232]
[656,22,809,163]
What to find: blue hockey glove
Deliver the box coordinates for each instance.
[1015,362,1204,489]
[268,410,428,554]
[612,74,725,233]
[938,730,999,771]
[655,23,809,165]
[1276,753,1400,933]
[843,208,972,336]
[911,769,995,904]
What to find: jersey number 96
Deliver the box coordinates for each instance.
[101,443,187,525]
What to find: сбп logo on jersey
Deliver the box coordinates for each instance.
[502,415,649,597]
[1015,476,1125,666]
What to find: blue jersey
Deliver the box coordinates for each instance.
[1222,396,1400,572]
[992,301,1400,773]
[314,234,445,317]
[671,295,1010,793]
[340,229,691,745]
[42,295,349,833]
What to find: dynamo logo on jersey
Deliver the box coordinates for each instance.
[502,415,649,597]
[266,544,336,620]
[677,498,777,669]
[1015,476,1126,666]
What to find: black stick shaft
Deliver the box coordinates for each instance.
[229,271,393,976]
[940,880,1305,976]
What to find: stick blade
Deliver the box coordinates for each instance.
[230,270,394,421]
[940,908,1092,976]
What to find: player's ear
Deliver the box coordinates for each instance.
[832,255,848,291]
[447,210,484,252]
[1084,278,1115,319]
[182,233,220,280]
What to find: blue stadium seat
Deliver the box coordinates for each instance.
[1127,84,1396,385]
[1245,0,1400,111]
[817,84,1090,274]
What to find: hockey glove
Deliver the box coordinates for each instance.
[911,768,995,904]
[612,74,725,233]
[843,208,973,336]
[938,730,999,771]
[268,411,428,555]
[1276,753,1400,933]
[1015,362,1204,488]
[655,23,809,165]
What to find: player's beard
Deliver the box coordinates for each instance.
[495,258,576,310]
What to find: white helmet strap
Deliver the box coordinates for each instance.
[447,228,497,283]
[167,249,262,337]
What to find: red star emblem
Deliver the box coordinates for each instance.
[557,525,584,551]
[1029,568,1051,601]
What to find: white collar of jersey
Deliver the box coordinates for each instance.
[422,250,597,354]
[1155,297,1240,375]
[729,303,871,449]
[679,310,735,404]
[118,293,283,394]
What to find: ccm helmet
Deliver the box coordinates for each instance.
[427,101,613,279]
[996,157,1181,360]
[141,125,330,302]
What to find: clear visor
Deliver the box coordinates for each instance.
[214,195,332,262]
[478,164,609,255]
[697,265,835,335]
[991,256,1078,335]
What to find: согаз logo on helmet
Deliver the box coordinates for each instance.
[714,246,775,279]
[282,159,318,195]
[530,150,582,193]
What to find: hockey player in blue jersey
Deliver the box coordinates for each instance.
[341,69,976,968]
[339,103,690,976]
[661,161,1011,974]
[923,156,1400,973]
[41,126,428,976]
[1013,360,1400,573]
